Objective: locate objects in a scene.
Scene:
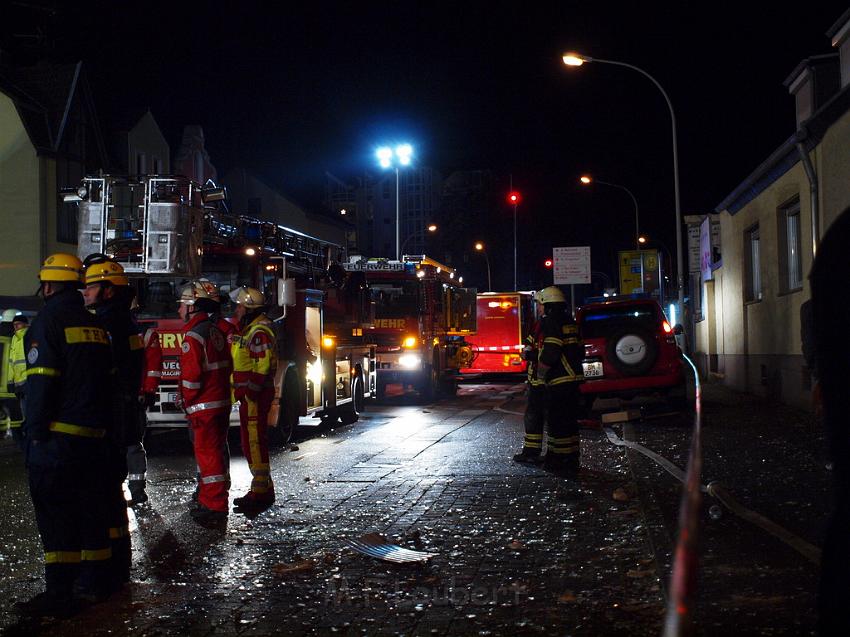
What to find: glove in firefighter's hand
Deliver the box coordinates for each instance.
[174,393,184,411]
[521,346,536,362]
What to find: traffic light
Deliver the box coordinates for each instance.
[507,191,521,205]
[544,258,553,269]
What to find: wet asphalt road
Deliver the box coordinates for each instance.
[0,380,828,635]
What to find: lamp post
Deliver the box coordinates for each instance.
[399,224,438,257]
[474,242,492,292]
[376,143,414,260]
[563,53,684,319]
[579,175,640,250]
[507,190,521,290]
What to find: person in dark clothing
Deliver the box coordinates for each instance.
[513,286,585,476]
[15,254,113,618]
[812,205,850,636]
[81,257,145,591]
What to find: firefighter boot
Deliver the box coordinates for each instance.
[14,590,77,619]
[543,454,580,478]
[127,480,148,507]
[233,492,275,510]
[513,448,543,464]
[190,504,228,527]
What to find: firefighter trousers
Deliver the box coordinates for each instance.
[521,383,547,454]
[106,446,131,586]
[189,409,231,512]
[27,439,112,596]
[1,396,24,448]
[125,401,147,497]
[239,390,275,501]
[545,382,581,465]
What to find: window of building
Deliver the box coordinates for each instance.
[777,197,802,293]
[152,157,163,174]
[136,153,146,176]
[744,225,762,302]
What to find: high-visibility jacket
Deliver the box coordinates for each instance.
[180,312,232,415]
[9,327,28,392]
[537,311,585,386]
[140,327,162,395]
[0,329,12,399]
[232,314,276,401]
[24,289,114,442]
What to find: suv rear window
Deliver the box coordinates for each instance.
[580,304,659,339]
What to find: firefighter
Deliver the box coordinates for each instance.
[514,298,547,464]
[176,281,233,525]
[15,254,113,617]
[140,323,162,408]
[1,309,25,442]
[7,313,29,447]
[81,257,143,591]
[513,286,584,476]
[229,286,277,509]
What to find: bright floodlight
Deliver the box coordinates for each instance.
[580,175,592,184]
[376,147,393,168]
[475,242,484,251]
[427,224,437,232]
[562,53,586,66]
[396,144,413,166]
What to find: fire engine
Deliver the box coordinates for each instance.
[68,174,377,443]
[462,291,535,375]
[343,256,476,401]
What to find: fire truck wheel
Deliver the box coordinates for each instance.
[439,377,458,396]
[417,364,438,403]
[339,377,362,425]
[270,370,300,446]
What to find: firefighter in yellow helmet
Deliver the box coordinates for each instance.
[15,254,114,617]
[229,286,277,510]
[82,255,145,591]
[1,308,25,443]
[513,286,584,476]
[6,312,29,447]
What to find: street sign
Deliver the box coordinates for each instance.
[553,246,591,285]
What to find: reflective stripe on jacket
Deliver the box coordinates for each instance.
[10,327,28,390]
[537,312,584,385]
[141,327,163,395]
[180,312,232,414]
[232,314,277,399]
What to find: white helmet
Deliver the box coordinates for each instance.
[534,286,566,304]
[229,286,266,309]
[2,308,20,322]
[197,277,223,302]
[179,280,218,305]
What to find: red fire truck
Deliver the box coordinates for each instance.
[462,291,535,375]
[343,256,476,401]
[70,174,376,442]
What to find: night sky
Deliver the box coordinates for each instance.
[3,1,849,290]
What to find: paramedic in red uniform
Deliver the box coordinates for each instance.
[177,281,233,525]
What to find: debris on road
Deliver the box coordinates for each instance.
[272,558,316,576]
[344,533,437,563]
[612,487,631,502]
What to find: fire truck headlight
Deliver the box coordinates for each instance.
[398,354,421,369]
[402,336,418,348]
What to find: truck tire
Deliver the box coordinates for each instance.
[376,380,387,402]
[269,369,300,446]
[417,364,438,403]
[439,376,458,397]
[339,376,362,425]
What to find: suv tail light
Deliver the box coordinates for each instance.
[662,320,673,334]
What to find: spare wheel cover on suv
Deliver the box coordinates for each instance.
[606,327,658,376]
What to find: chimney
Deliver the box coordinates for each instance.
[827,9,850,89]
[784,54,840,127]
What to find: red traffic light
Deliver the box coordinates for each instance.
[544,258,553,268]
[507,191,521,205]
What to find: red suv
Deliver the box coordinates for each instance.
[576,296,687,409]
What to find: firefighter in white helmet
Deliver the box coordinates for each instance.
[229,286,277,509]
[177,281,233,525]
[513,286,584,476]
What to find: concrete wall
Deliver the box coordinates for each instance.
[0,93,41,295]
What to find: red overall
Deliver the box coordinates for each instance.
[140,327,162,397]
[179,313,232,512]
[232,315,276,504]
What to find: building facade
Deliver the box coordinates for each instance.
[695,9,850,410]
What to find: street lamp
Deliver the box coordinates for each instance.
[399,223,437,257]
[474,242,492,292]
[376,143,414,260]
[507,191,521,290]
[579,175,640,250]
[563,52,685,320]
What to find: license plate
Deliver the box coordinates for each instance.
[583,362,603,378]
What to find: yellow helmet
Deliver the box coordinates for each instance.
[39,253,84,284]
[84,260,129,286]
[535,286,566,305]
[179,280,218,305]
[229,286,266,309]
